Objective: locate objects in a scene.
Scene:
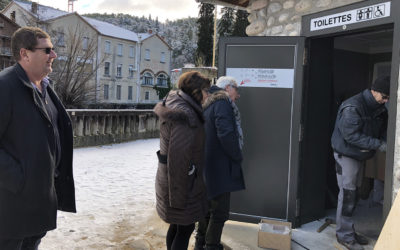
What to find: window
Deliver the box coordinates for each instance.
[142,72,153,85]
[116,85,121,100]
[117,44,123,56]
[128,86,133,100]
[129,46,135,58]
[56,32,65,46]
[145,49,150,60]
[145,91,149,100]
[105,41,111,54]
[128,65,134,78]
[83,37,89,50]
[157,74,167,86]
[117,64,122,77]
[10,11,15,21]
[161,52,166,63]
[104,84,109,100]
[104,62,110,76]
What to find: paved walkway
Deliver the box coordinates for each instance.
[218,201,381,250]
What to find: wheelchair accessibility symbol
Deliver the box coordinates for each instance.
[374,5,385,18]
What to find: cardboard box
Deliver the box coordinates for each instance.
[258,219,292,250]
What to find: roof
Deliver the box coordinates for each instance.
[0,12,20,28]
[11,1,139,42]
[14,0,69,21]
[83,17,138,42]
[138,33,172,50]
[138,33,152,40]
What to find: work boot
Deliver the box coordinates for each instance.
[355,233,369,245]
[205,243,223,250]
[194,236,205,250]
[337,239,364,250]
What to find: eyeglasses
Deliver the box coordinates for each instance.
[28,47,55,54]
[381,93,389,100]
[229,84,238,90]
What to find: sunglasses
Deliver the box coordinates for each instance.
[381,93,389,100]
[28,47,55,54]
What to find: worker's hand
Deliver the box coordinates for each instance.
[379,142,387,152]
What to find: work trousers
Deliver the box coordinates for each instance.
[0,232,46,250]
[334,152,364,243]
[197,192,230,246]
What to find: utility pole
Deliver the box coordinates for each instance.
[212,5,217,67]
[68,0,77,12]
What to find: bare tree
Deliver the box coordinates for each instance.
[50,25,106,108]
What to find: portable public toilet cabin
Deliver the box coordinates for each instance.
[206,0,400,229]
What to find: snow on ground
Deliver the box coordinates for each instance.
[40,138,378,250]
[41,139,169,250]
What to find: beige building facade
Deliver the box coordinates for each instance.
[2,1,171,106]
[138,33,172,104]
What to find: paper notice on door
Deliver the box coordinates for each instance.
[226,68,295,88]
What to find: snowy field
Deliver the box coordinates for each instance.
[41,139,170,250]
[40,138,378,250]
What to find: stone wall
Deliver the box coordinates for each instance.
[67,109,159,148]
[246,0,363,36]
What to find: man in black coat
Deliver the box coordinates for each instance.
[331,76,389,250]
[195,76,245,250]
[0,27,76,250]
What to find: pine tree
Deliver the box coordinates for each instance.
[155,16,159,32]
[0,0,11,10]
[195,3,214,66]
[218,7,235,38]
[232,10,249,37]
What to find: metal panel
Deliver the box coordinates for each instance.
[218,37,305,224]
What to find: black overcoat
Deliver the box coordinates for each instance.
[0,64,76,239]
[202,87,245,199]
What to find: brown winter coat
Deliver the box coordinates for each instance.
[153,90,208,225]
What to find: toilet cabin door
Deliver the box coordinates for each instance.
[218,36,306,225]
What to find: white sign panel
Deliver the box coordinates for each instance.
[226,68,295,88]
[310,2,391,31]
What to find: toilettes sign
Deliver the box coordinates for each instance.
[310,2,391,31]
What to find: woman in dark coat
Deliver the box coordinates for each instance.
[153,71,211,250]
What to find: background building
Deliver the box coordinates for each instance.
[0,13,19,70]
[1,0,172,107]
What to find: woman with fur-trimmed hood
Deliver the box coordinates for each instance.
[153,71,211,250]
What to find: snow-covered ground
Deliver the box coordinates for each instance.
[40,138,379,250]
[41,139,169,250]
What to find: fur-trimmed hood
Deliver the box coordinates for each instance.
[202,90,230,110]
[154,90,204,126]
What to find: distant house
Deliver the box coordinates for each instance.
[138,31,172,103]
[1,0,172,107]
[0,13,19,70]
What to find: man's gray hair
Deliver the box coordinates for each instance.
[216,76,238,89]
